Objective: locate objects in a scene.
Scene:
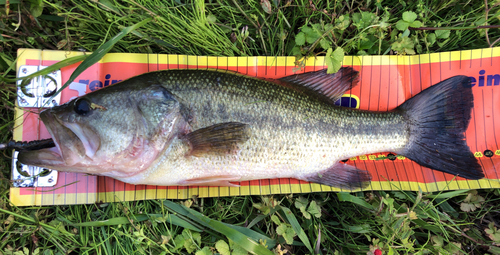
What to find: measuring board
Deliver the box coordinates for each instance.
[10,48,500,206]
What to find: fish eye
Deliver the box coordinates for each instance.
[74,98,92,115]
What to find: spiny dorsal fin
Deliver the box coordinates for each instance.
[184,122,250,157]
[279,67,359,102]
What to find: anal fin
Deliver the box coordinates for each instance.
[180,175,241,187]
[301,163,371,190]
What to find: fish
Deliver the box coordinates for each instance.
[17,67,484,190]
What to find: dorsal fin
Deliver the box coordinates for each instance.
[279,67,360,102]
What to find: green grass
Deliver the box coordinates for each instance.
[1,0,500,254]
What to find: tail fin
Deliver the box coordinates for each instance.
[396,76,484,180]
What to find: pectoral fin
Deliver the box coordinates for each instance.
[184,122,251,156]
[180,175,241,187]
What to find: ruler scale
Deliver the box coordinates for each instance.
[10,48,500,206]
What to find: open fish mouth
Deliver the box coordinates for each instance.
[17,110,100,168]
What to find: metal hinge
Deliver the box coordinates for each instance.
[17,65,62,108]
[14,65,60,187]
[12,151,58,187]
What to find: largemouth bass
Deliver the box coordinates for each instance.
[17,67,484,190]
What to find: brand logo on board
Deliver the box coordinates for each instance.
[79,74,122,92]
[469,70,500,87]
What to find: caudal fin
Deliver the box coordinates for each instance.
[396,76,484,179]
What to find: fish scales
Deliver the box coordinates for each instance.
[120,70,409,185]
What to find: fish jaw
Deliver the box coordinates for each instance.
[17,146,66,170]
[17,108,98,170]
[17,109,160,177]
[18,109,90,168]
[42,109,99,166]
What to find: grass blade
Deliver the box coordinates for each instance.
[337,192,376,210]
[163,200,275,253]
[70,214,147,227]
[0,52,14,72]
[49,17,152,102]
[220,223,277,248]
[424,190,470,199]
[190,212,273,255]
[159,214,204,232]
[70,213,202,232]
[101,226,112,255]
[247,214,267,229]
[412,219,443,234]
[276,205,313,254]
[1,54,88,83]
[163,200,275,245]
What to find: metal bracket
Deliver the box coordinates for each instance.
[11,151,58,187]
[17,65,62,108]
[14,65,60,187]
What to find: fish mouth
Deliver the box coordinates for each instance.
[18,110,100,168]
